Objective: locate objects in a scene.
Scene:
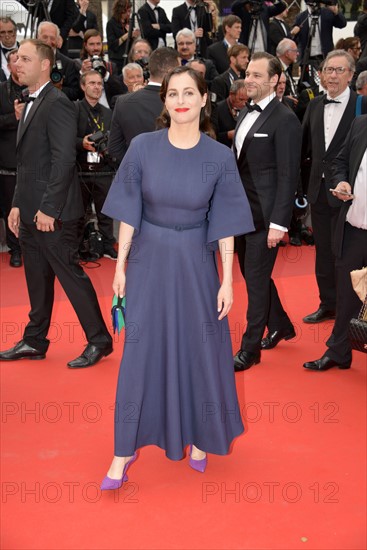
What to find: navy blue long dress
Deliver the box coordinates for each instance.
[102,129,255,460]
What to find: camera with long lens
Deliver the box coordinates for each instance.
[87,130,109,163]
[91,56,107,78]
[135,57,150,81]
[305,0,337,13]
[244,0,265,15]
[51,59,63,84]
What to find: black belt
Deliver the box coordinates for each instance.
[142,215,206,232]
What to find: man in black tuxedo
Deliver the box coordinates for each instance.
[0,49,25,267]
[210,44,249,102]
[276,38,299,102]
[0,17,19,80]
[0,39,112,368]
[75,70,117,260]
[304,115,367,370]
[17,0,77,55]
[231,0,287,53]
[67,0,98,57]
[233,52,301,370]
[172,0,215,57]
[138,0,172,51]
[301,50,367,325]
[37,21,80,101]
[108,47,180,163]
[268,6,292,56]
[216,79,247,147]
[293,3,346,65]
[207,14,242,74]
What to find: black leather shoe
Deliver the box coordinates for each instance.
[303,308,336,324]
[303,356,350,371]
[0,340,46,361]
[261,327,296,350]
[289,234,302,246]
[9,251,22,268]
[103,246,117,260]
[234,350,261,371]
[67,344,113,368]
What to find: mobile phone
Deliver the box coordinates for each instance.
[329,188,353,196]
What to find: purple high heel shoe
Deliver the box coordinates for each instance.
[189,445,207,473]
[101,452,137,490]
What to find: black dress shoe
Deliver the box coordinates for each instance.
[234,350,261,371]
[9,251,22,268]
[0,340,46,361]
[303,308,336,324]
[303,356,350,371]
[261,327,296,350]
[289,234,302,246]
[67,343,113,368]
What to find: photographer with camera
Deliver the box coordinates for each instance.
[293,1,346,66]
[37,21,80,101]
[231,0,287,54]
[75,70,117,260]
[76,29,124,108]
[0,49,25,267]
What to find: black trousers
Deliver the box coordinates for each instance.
[326,223,367,365]
[236,229,293,353]
[310,183,340,311]
[0,173,21,253]
[19,219,112,354]
[79,173,115,246]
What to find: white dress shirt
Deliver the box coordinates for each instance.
[346,148,367,230]
[307,7,322,57]
[324,87,350,151]
[24,81,50,120]
[235,92,287,232]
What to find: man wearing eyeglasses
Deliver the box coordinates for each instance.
[301,50,367,325]
[0,18,19,81]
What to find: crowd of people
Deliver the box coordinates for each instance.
[0,0,366,484]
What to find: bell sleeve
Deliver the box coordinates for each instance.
[102,136,143,232]
[207,151,255,244]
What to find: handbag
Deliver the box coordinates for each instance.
[349,299,367,354]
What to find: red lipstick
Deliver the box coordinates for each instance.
[175,108,189,112]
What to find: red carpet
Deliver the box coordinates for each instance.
[1,247,366,550]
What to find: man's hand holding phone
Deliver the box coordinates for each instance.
[329,182,354,202]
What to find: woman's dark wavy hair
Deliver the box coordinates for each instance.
[112,0,132,21]
[157,66,215,139]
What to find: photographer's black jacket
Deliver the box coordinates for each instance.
[75,98,113,171]
[0,78,26,169]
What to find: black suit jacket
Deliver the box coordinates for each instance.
[138,3,172,51]
[231,0,287,51]
[301,90,367,205]
[294,8,347,63]
[13,82,83,223]
[331,115,367,257]
[0,78,26,169]
[72,9,98,33]
[211,68,241,102]
[207,41,230,74]
[233,97,302,230]
[268,18,291,55]
[75,98,113,169]
[18,0,77,40]
[216,99,236,147]
[108,84,163,163]
[56,51,81,101]
[172,2,213,56]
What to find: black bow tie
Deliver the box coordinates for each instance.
[23,95,35,104]
[181,59,189,66]
[324,98,341,105]
[246,102,262,113]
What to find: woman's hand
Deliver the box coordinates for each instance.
[113,268,126,298]
[217,281,233,320]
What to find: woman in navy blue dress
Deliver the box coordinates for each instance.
[101,66,254,489]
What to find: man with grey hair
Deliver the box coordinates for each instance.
[176,28,218,82]
[356,70,367,95]
[37,21,80,100]
[0,17,19,80]
[276,38,299,100]
[122,63,144,92]
[301,50,367,325]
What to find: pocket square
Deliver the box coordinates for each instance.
[254,133,268,137]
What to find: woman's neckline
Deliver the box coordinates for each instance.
[166,128,202,150]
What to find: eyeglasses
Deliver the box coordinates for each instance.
[323,66,348,75]
[351,46,362,51]
[287,48,299,53]
[177,42,194,46]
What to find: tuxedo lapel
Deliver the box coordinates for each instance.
[237,98,280,165]
[16,82,53,148]
[350,124,367,187]
[314,98,326,157]
[327,93,356,154]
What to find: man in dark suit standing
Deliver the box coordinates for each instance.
[268,6,292,56]
[216,79,247,147]
[0,17,19,80]
[207,14,242,74]
[172,0,215,57]
[304,115,367,370]
[301,50,366,324]
[0,49,25,267]
[0,39,112,368]
[138,0,172,51]
[175,28,218,82]
[211,44,249,102]
[233,52,301,370]
[108,47,180,163]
